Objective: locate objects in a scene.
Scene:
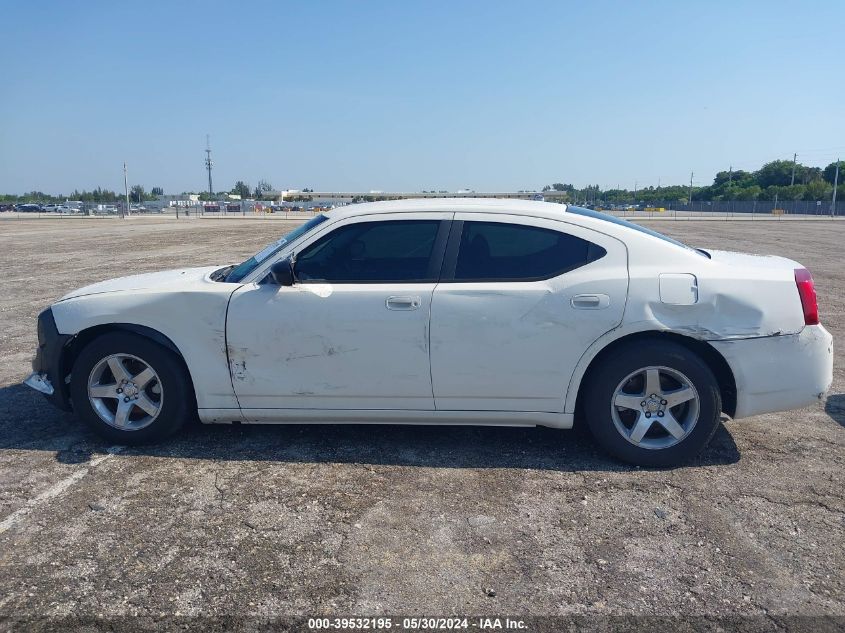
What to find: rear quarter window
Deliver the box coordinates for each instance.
[451,221,606,282]
[566,206,704,255]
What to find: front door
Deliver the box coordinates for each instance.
[226,214,450,411]
[430,213,628,412]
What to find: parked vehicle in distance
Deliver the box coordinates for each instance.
[16,203,42,212]
[24,199,833,466]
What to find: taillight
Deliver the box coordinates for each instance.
[794,268,819,325]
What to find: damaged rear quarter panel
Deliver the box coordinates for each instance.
[627,247,806,341]
[563,238,809,414]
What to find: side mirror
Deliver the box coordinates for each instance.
[269,258,295,286]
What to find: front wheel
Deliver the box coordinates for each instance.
[70,332,192,444]
[584,340,722,467]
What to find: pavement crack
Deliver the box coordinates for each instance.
[736,492,844,515]
[213,470,227,509]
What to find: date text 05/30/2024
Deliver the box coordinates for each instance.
[307,617,527,630]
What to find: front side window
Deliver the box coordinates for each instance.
[452,221,605,281]
[295,220,441,283]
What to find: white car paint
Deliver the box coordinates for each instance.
[428,212,628,413]
[40,198,832,429]
[227,211,451,412]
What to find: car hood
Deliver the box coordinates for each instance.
[58,266,222,301]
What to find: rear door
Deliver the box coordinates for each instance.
[430,213,628,412]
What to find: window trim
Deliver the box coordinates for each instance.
[293,218,452,285]
[440,219,606,283]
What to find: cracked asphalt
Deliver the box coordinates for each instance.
[0,216,842,629]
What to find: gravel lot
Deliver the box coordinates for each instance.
[0,216,842,629]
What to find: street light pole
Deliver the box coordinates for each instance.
[688,172,694,206]
[122,162,128,219]
[832,158,840,217]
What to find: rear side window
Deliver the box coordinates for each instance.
[566,206,704,255]
[452,221,605,282]
[295,220,441,283]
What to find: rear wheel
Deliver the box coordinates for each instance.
[70,332,191,444]
[584,340,721,467]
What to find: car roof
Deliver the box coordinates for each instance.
[323,197,570,221]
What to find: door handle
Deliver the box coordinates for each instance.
[386,296,422,310]
[571,293,610,309]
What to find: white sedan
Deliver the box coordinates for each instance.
[24,199,833,466]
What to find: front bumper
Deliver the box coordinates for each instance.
[24,308,73,411]
[710,325,833,419]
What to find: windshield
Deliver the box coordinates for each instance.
[226,214,329,282]
[566,206,705,255]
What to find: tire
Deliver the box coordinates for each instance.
[584,339,722,467]
[70,331,192,444]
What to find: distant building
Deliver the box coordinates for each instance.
[156,194,200,208]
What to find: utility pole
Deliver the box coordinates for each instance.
[688,172,694,206]
[790,153,797,186]
[832,158,840,217]
[728,165,732,185]
[205,134,214,200]
[122,162,129,219]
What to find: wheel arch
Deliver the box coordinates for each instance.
[572,330,737,421]
[61,323,197,406]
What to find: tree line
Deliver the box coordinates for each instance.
[3,158,841,205]
[542,159,843,205]
[1,186,165,204]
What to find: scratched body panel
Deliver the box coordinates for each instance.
[225,282,436,410]
[51,267,237,410]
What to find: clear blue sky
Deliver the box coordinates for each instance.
[1,0,843,195]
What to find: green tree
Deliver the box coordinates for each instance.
[782,184,806,201]
[150,186,164,196]
[823,160,844,185]
[713,169,752,187]
[734,185,762,201]
[805,180,832,200]
[129,185,146,203]
[755,160,800,188]
[232,181,251,198]
[253,180,273,199]
[801,167,823,185]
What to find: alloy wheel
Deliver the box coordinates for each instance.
[610,365,700,450]
[87,353,163,430]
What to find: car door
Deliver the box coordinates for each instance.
[226,213,451,412]
[430,213,628,412]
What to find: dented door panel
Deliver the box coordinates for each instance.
[226,282,437,410]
